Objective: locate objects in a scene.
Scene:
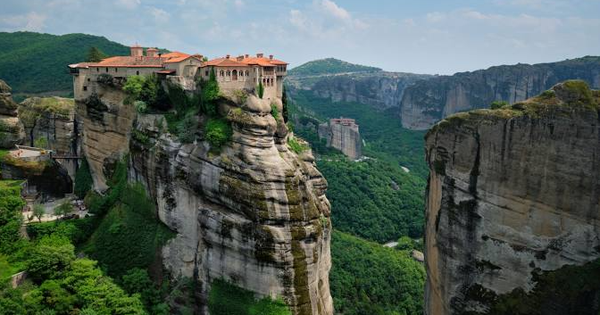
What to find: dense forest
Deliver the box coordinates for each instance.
[0,32,129,96]
[288,85,429,313]
[330,231,425,315]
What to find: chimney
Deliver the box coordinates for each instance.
[269,55,273,60]
[237,55,244,61]
[130,45,143,57]
[256,53,264,58]
[146,47,158,58]
[245,54,249,58]
[226,54,231,59]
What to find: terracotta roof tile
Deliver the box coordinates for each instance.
[201,55,288,68]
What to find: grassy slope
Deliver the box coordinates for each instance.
[0,32,129,95]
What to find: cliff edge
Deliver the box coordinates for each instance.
[424,80,600,314]
[75,78,333,314]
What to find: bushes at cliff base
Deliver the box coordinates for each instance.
[208,279,291,315]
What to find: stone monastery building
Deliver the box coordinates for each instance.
[69,45,288,101]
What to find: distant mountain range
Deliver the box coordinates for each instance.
[1,31,599,130]
[0,32,129,95]
[289,56,600,130]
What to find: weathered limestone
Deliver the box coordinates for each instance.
[318,118,362,160]
[402,56,600,130]
[19,97,80,177]
[0,79,25,149]
[74,86,135,191]
[77,78,333,314]
[424,81,600,314]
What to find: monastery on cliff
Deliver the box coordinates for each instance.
[69,45,288,101]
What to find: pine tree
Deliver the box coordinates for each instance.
[87,47,107,62]
[257,81,264,99]
[282,85,289,123]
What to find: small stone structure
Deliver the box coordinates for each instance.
[318,117,362,159]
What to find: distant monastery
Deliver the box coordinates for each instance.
[69,45,288,101]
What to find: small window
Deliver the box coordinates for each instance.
[96,68,100,72]
[226,70,231,76]
[246,70,250,76]
[87,78,90,82]
[205,71,209,76]
[105,67,108,72]
[83,86,87,91]
[136,71,140,75]
[115,68,118,72]
[220,70,224,77]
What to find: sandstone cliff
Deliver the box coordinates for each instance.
[403,56,600,130]
[19,97,79,177]
[76,82,333,314]
[318,119,362,160]
[0,79,25,148]
[286,58,431,112]
[424,81,600,314]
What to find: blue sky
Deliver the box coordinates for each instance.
[1,0,599,74]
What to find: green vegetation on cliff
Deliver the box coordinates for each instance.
[208,279,291,315]
[0,32,129,95]
[330,231,425,315]
[289,58,381,76]
[0,179,147,314]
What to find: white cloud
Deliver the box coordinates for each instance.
[318,0,351,20]
[1,12,47,32]
[148,7,170,23]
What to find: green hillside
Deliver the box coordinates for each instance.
[0,32,129,95]
[289,58,381,76]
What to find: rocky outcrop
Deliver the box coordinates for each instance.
[402,56,600,130]
[19,97,79,177]
[77,79,333,314]
[75,87,135,190]
[424,81,600,314]
[298,72,431,111]
[318,118,362,160]
[0,79,25,148]
[286,61,431,112]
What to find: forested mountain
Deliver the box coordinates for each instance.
[288,58,381,76]
[0,32,129,95]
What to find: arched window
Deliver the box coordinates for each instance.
[105,67,109,72]
[246,70,250,76]
[232,70,238,81]
[220,70,225,77]
[226,70,231,76]
[239,70,244,77]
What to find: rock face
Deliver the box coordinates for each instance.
[286,66,431,112]
[402,56,600,130]
[0,79,25,148]
[19,97,79,177]
[318,118,362,160]
[74,87,135,191]
[77,79,333,314]
[424,81,600,314]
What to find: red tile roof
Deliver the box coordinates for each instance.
[70,51,202,69]
[201,55,288,68]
